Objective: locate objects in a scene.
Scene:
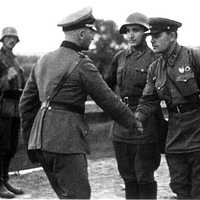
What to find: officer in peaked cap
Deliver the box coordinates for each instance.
[57,7,97,32]
[19,6,139,199]
[135,16,200,199]
[147,17,182,36]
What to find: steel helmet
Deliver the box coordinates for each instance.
[119,12,149,34]
[0,27,19,42]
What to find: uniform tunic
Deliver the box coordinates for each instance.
[19,41,136,155]
[106,42,162,144]
[137,42,200,153]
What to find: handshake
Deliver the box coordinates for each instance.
[134,111,145,133]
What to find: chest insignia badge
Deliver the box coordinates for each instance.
[185,66,191,72]
[178,66,185,73]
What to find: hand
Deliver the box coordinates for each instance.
[7,67,17,80]
[134,112,144,133]
[136,119,143,133]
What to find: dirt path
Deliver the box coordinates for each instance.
[8,155,176,199]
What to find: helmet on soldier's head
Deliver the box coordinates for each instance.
[0,27,19,42]
[119,12,149,34]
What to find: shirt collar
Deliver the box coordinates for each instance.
[162,42,182,67]
[60,41,83,52]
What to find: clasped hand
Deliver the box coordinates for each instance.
[134,112,144,133]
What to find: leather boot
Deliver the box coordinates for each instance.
[0,159,14,199]
[0,183,15,199]
[3,158,24,195]
[4,182,24,195]
[139,181,157,199]
[124,181,140,199]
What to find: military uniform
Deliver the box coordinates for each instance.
[105,13,162,199]
[136,18,200,199]
[19,7,137,199]
[0,27,25,198]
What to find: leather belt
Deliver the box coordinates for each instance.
[49,102,84,114]
[169,103,200,113]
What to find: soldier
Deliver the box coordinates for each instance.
[0,27,25,198]
[105,13,162,199]
[135,17,200,199]
[19,7,140,199]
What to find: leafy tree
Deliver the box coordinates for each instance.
[87,19,127,78]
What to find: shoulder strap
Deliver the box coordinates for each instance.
[46,57,83,103]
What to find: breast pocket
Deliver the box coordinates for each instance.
[134,68,147,87]
[176,72,200,96]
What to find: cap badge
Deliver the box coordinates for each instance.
[185,66,191,72]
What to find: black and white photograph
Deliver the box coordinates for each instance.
[0,0,200,199]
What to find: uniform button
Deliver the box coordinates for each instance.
[184,79,187,82]
[158,87,161,90]
[141,69,144,72]
[48,106,52,110]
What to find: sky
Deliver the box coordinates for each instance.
[0,0,200,55]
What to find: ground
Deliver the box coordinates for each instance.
[7,120,175,199]
[8,155,176,199]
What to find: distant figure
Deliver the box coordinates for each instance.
[135,17,200,199]
[0,27,25,198]
[105,12,163,199]
[19,7,140,199]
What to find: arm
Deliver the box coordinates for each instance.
[19,65,41,146]
[79,58,136,130]
[136,63,161,121]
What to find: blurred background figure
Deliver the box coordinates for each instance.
[0,27,25,198]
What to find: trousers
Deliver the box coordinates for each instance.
[37,151,91,199]
[113,142,160,199]
[166,152,200,199]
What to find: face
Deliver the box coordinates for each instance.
[150,32,173,53]
[2,36,18,50]
[125,25,146,47]
[79,28,95,50]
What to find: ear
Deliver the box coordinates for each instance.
[79,29,86,39]
[169,31,177,42]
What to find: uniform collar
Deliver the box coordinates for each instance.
[162,42,182,68]
[60,41,83,52]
